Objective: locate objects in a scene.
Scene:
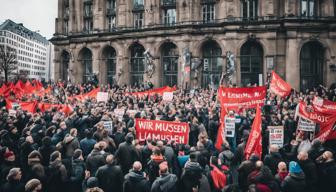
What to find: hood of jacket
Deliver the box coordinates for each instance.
[156,173,178,191]
[126,170,146,183]
[290,172,305,180]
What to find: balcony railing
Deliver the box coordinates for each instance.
[106,8,116,16]
[161,0,176,8]
[53,16,336,38]
[133,3,144,12]
[201,0,217,4]
[83,0,93,5]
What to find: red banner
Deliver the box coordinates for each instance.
[312,96,336,112]
[296,101,336,142]
[269,71,291,97]
[245,106,262,160]
[126,86,176,97]
[218,86,266,110]
[135,118,189,144]
[215,108,228,151]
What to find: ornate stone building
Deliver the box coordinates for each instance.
[51,0,336,90]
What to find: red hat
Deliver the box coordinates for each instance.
[3,151,15,159]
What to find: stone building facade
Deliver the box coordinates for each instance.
[51,0,336,90]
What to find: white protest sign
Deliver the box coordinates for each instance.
[103,121,113,135]
[114,108,125,121]
[8,109,16,117]
[225,116,236,138]
[268,126,284,148]
[298,117,316,132]
[162,92,174,101]
[96,92,109,102]
[127,110,137,117]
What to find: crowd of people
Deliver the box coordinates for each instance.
[0,80,336,192]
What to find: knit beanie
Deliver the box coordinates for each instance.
[289,161,303,173]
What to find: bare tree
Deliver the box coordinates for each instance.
[0,45,17,83]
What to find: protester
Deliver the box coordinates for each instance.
[124,161,151,192]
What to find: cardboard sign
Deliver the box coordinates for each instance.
[268,126,284,148]
[225,116,236,138]
[162,92,174,101]
[298,117,316,132]
[135,119,190,144]
[103,121,113,135]
[96,92,109,102]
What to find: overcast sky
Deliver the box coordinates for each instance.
[0,0,58,39]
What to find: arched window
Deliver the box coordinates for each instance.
[240,41,263,86]
[161,42,178,86]
[60,50,70,81]
[102,46,116,85]
[201,41,222,88]
[300,41,324,91]
[130,43,145,85]
[241,0,258,20]
[78,48,92,83]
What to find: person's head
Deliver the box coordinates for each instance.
[269,144,279,153]
[133,161,142,171]
[60,121,67,130]
[26,135,34,144]
[289,161,303,174]
[125,133,134,144]
[152,147,161,156]
[25,179,42,192]
[70,128,77,137]
[159,161,168,175]
[105,154,114,165]
[198,132,208,144]
[255,161,263,171]
[3,150,15,162]
[7,168,22,181]
[73,149,83,160]
[277,162,287,173]
[297,151,309,161]
[322,151,334,162]
[50,151,61,162]
[85,129,93,139]
[196,141,204,151]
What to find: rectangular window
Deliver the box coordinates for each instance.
[241,0,258,19]
[134,12,144,29]
[64,20,69,34]
[202,4,215,23]
[163,9,176,26]
[107,16,116,31]
[301,0,316,17]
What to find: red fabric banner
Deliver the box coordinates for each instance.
[215,108,227,151]
[312,96,336,112]
[68,87,100,101]
[296,101,336,142]
[269,71,291,97]
[126,86,176,97]
[135,118,189,144]
[19,101,38,113]
[245,106,262,160]
[218,86,266,110]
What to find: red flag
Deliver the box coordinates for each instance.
[0,84,8,95]
[24,81,35,94]
[5,99,13,109]
[269,71,291,97]
[245,106,262,160]
[215,108,228,151]
[60,104,73,116]
[312,96,336,112]
[19,101,38,113]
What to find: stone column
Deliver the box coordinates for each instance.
[285,38,300,90]
[116,43,130,85]
[177,39,192,89]
[93,0,105,31]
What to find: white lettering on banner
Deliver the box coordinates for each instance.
[138,132,185,144]
[225,116,236,138]
[138,121,187,133]
[268,126,284,148]
[298,117,316,132]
